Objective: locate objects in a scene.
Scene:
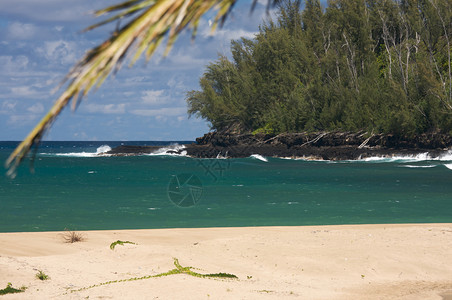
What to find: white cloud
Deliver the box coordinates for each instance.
[0,55,29,72]
[36,40,78,65]
[84,103,126,114]
[7,114,39,126]
[11,86,35,97]
[141,90,166,105]
[168,52,210,69]
[167,76,188,91]
[1,101,17,112]
[123,91,135,97]
[155,115,167,122]
[130,107,186,117]
[27,103,44,114]
[7,22,37,39]
[200,19,257,41]
[125,76,147,83]
[215,28,257,41]
[0,0,111,22]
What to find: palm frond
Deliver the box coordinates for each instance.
[5,0,279,177]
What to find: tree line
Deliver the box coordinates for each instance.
[186,0,452,136]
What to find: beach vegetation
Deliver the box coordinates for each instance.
[62,229,85,243]
[70,258,237,294]
[110,240,137,250]
[0,283,27,295]
[35,270,50,281]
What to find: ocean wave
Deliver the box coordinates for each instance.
[445,164,452,170]
[276,150,452,164]
[399,164,437,168]
[352,150,452,163]
[250,154,268,162]
[40,145,112,157]
[147,144,187,156]
[359,152,432,162]
[278,156,327,161]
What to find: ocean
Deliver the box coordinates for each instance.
[1,141,451,232]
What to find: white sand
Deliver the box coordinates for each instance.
[0,224,451,299]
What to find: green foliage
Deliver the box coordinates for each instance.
[36,270,50,281]
[70,258,238,294]
[0,283,26,295]
[252,123,276,135]
[187,0,452,136]
[110,240,137,250]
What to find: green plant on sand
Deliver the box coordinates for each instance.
[0,283,27,296]
[110,240,137,250]
[71,258,237,293]
[36,270,50,281]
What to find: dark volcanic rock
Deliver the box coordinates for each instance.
[106,145,162,155]
[107,131,452,160]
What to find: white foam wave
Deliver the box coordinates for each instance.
[250,154,268,162]
[360,152,430,162]
[148,144,187,156]
[444,164,452,170]
[216,152,228,159]
[359,150,452,163]
[42,145,112,157]
[439,151,452,161]
[399,165,437,168]
[279,156,325,161]
[96,145,112,154]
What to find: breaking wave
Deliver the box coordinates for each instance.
[250,154,268,162]
[147,144,187,156]
[40,145,112,157]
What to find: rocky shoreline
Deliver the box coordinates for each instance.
[106,131,452,160]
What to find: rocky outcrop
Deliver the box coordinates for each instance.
[106,145,163,155]
[106,131,452,160]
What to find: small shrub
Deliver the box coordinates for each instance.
[62,229,84,243]
[36,270,50,281]
[252,123,276,135]
[110,240,136,250]
[0,283,26,295]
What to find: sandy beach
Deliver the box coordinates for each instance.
[0,224,451,299]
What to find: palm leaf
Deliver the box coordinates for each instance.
[5,0,278,177]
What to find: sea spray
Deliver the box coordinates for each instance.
[250,154,268,162]
[147,144,187,156]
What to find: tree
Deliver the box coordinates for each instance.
[186,0,452,136]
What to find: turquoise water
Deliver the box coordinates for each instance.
[1,141,451,232]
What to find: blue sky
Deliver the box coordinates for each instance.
[0,0,273,141]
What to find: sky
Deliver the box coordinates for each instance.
[0,0,273,141]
